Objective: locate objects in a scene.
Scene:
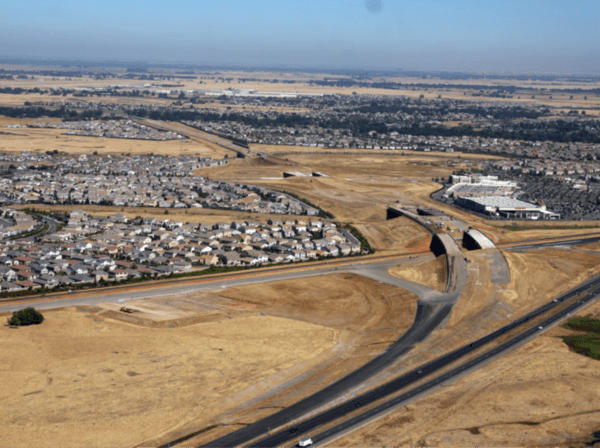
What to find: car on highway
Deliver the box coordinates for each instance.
[298,437,313,447]
[538,326,543,330]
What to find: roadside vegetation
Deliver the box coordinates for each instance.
[562,315,600,360]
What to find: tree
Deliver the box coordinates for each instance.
[8,307,44,326]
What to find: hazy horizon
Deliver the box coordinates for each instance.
[1,0,599,75]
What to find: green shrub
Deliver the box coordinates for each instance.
[8,307,44,326]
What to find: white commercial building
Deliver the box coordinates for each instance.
[456,196,560,220]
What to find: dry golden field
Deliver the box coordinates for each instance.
[389,254,447,292]
[0,126,225,158]
[0,273,417,447]
[1,65,600,109]
[0,307,336,447]
[333,329,600,447]
[332,247,600,447]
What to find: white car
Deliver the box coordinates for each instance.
[299,437,313,447]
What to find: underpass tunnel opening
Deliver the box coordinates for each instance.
[430,234,447,257]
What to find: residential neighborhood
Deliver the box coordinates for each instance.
[29,119,185,140]
[0,208,360,292]
[0,152,319,215]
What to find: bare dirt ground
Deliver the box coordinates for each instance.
[0,307,336,447]
[3,68,599,108]
[389,255,448,292]
[161,274,418,447]
[354,217,432,254]
[332,247,600,447]
[12,203,303,226]
[0,126,223,158]
[0,274,417,447]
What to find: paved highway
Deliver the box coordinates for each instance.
[0,256,445,314]
[194,256,466,448]
[503,235,600,251]
[247,272,600,448]
[0,231,592,448]
[185,302,454,448]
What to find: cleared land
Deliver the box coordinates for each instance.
[0,126,224,158]
[0,307,336,447]
[388,255,447,292]
[12,203,304,226]
[0,274,417,447]
[331,247,600,447]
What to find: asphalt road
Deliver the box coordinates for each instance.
[188,302,454,448]
[0,256,438,313]
[249,271,600,448]
[41,216,60,235]
[195,257,466,448]
[0,232,591,448]
[504,235,600,251]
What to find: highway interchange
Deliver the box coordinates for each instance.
[196,236,600,447]
[245,262,600,447]
[2,233,600,447]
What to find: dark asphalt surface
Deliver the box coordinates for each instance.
[41,216,60,235]
[253,272,600,448]
[193,237,588,447]
[194,302,454,448]
[505,235,600,251]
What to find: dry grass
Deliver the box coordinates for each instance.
[0,273,418,447]
[0,116,62,126]
[0,126,222,158]
[0,307,337,447]
[388,255,447,292]
[172,274,419,446]
[333,332,600,447]
[217,273,416,334]
[12,204,303,226]
[332,247,600,447]
[500,248,600,307]
[354,217,432,254]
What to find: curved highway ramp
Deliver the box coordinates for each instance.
[196,301,453,448]
[193,261,466,447]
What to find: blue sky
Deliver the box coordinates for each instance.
[1,0,598,73]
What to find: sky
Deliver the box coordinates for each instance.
[0,0,599,74]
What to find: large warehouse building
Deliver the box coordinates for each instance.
[456,196,560,220]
